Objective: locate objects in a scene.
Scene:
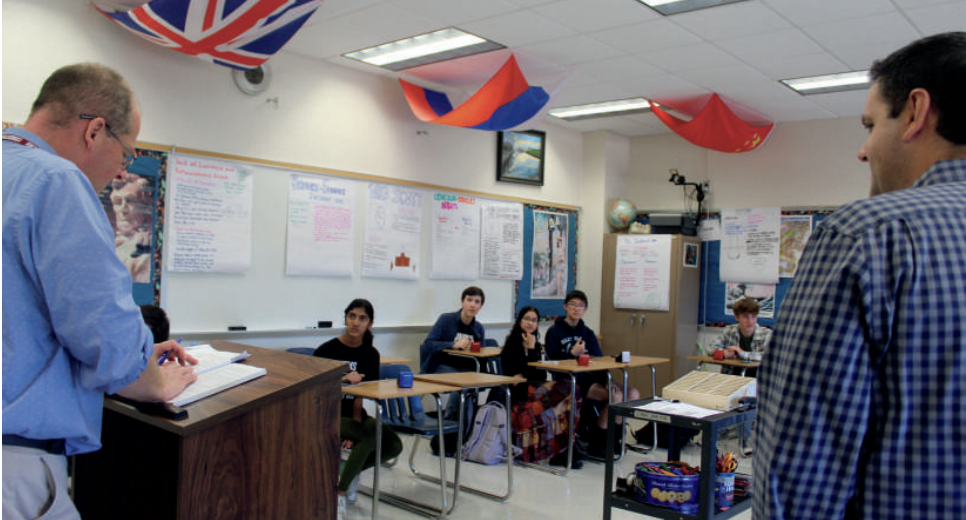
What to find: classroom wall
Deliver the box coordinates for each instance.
[628,116,872,212]
[1,0,595,362]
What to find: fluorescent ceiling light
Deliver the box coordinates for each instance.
[781,70,871,95]
[343,28,504,71]
[550,98,655,121]
[637,0,749,16]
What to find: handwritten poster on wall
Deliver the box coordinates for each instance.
[480,202,524,280]
[363,183,422,280]
[720,207,780,284]
[614,235,672,311]
[166,156,253,273]
[285,174,355,277]
[429,192,480,280]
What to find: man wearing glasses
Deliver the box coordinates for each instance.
[3,63,197,519]
[545,290,640,462]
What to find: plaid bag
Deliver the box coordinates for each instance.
[510,381,581,463]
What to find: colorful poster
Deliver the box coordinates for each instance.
[363,183,422,280]
[480,202,523,280]
[614,234,672,311]
[166,155,253,273]
[285,174,355,277]
[97,149,167,305]
[531,210,569,298]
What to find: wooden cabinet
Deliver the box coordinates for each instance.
[600,233,700,395]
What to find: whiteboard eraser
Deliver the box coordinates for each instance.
[228,326,247,331]
[317,321,332,328]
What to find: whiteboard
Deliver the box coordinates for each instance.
[161,153,514,333]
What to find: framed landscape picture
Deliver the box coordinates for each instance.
[496,129,545,186]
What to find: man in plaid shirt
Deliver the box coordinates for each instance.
[754,32,966,519]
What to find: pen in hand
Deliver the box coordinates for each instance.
[157,338,183,366]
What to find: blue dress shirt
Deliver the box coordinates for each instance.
[3,128,153,455]
[754,158,966,519]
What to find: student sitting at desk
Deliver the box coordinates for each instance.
[419,286,486,424]
[710,298,772,377]
[545,290,639,461]
[314,299,403,520]
[501,306,581,466]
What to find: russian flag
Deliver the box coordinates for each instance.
[399,55,550,131]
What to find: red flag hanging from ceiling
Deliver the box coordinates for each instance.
[651,93,774,153]
[93,0,325,70]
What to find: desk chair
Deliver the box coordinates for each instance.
[482,339,503,375]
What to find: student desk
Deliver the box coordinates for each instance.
[73,341,346,520]
[526,356,669,474]
[342,379,456,520]
[686,356,760,377]
[443,347,503,373]
[413,372,524,504]
[381,355,414,366]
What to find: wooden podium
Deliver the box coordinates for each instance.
[73,341,345,520]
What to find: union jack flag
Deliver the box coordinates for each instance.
[94,0,325,70]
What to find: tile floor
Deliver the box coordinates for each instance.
[344,421,754,520]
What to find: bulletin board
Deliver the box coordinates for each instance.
[698,210,832,327]
[514,204,579,321]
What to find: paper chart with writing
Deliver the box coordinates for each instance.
[166,156,253,273]
[480,202,524,280]
[285,174,355,276]
[429,192,480,280]
[720,207,780,284]
[363,183,422,280]
[614,234,671,311]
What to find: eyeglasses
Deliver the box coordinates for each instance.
[522,317,539,323]
[566,302,587,310]
[79,114,135,169]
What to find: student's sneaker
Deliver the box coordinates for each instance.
[346,474,361,504]
[337,494,347,520]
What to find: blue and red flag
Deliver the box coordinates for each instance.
[399,55,551,131]
[93,0,325,70]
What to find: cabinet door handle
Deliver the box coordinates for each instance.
[630,314,637,326]
[638,314,646,328]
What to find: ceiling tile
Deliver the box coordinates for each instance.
[459,9,576,47]
[641,43,742,73]
[675,63,773,93]
[832,37,922,70]
[589,19,704,53]
[752,52,851,80]
[805,89,870,117]
[670,2,793,40]
[904,3,966,34]
[890,0,959,8]
[550,81,639,107]
[519,35,625,66]
[571,56,664,81]
[801,12,921,51]
[390,0,521,26]
[531,0,659,32]
[715,28,828,67]
[763,0,898,26]
[311,0,384,21]
[321,3,440,45]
